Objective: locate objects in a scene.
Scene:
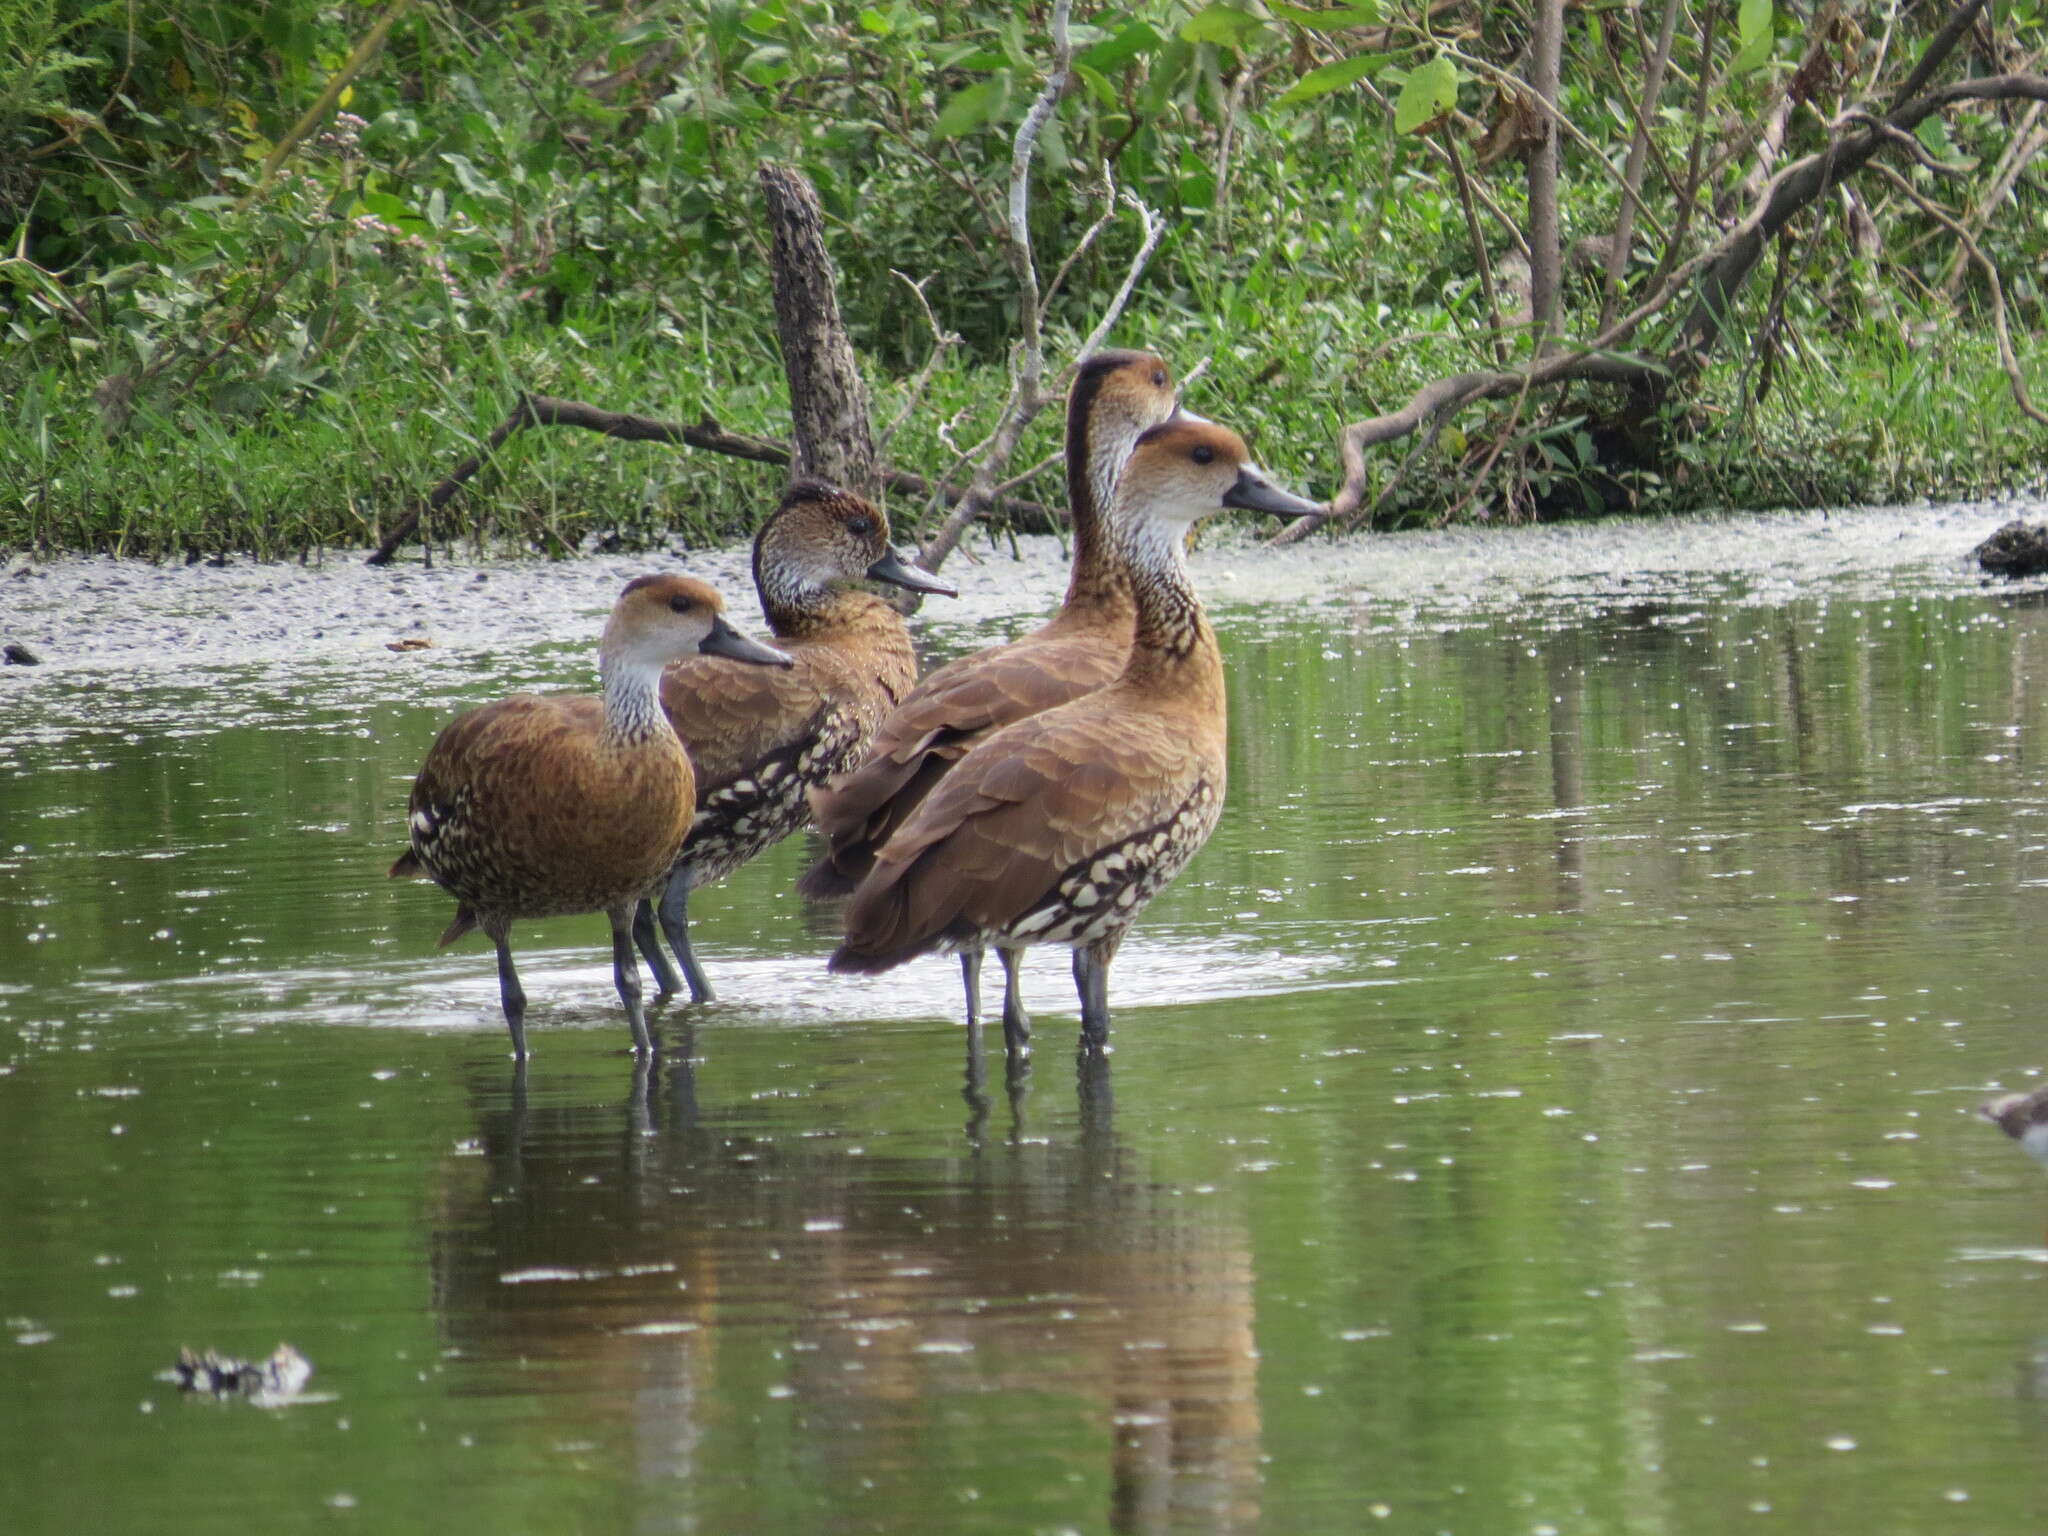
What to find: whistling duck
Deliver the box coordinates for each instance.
[635,481,954,1002]
[1982,1085,2048,1167]
[828,418,1322,1053]
[803,348,1180,1044]
[390,574,790,1058]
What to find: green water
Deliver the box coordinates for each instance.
[7,527,2048,1534]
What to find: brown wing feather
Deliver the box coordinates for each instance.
[830,696,1210,972]
[660,649,835,795]
[804,628,1128,896]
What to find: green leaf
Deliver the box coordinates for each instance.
[1733,0,1773,72]
[1073,61,1119,110]
[1079,21,1162,71]
[1274,51,1387,108]
[1915,115,1960,160]
[356,190,427,234]
[1269,3,1379,25]
[1180,5,1265,46]
[858,8,892,36]
[931,78,1002,139]
[1393,55,1458,134]
[1137,38,1194,117]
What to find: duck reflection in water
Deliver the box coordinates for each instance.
[430,1046,1261,1533]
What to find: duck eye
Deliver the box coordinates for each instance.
[1192,444,1214,465]
[1152,370,1167,388]
[847,517,874,538]
[668,594,695,614]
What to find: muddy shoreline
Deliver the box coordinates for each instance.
[4,497,2042,680]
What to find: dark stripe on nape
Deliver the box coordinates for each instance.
[1066,349,1147,518]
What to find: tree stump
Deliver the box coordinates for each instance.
[758,164,879,500]
[1974,519,2048,577]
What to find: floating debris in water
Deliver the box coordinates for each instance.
[1973,520,2048,578]
[169,1343,313,1405]
[1980,1084,2048,1168]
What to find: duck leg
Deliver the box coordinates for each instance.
[631,896,682,998]
[997,946,1032,1055]
[608,904,653,1054]
[1074,937,1114,1054]
[487,918,530,1060]
[655,879,715,1004]
[959,949,984,1028]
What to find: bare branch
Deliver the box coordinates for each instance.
[1869,160,2048,429]
[913,0,1079,573]
[1525,0,1564,348]
[876,270,961,461]
[1890,0,1993,111]
[1599,0,1684,332]
[1005,0,1074,370]
[1042,162,1120,313]
[1940,102,2048,295]
[1064,191,1167,373]
[364,395,1058,566]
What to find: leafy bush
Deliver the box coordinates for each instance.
[2,1,2045,556]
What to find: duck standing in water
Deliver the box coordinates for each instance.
[828,418,1323,1054]
[803,349,1181,1045]
[391,575,790,1058]
[637,481,954,1002]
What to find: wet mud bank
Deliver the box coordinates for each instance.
[3,497,2042,681]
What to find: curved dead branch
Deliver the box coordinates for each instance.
[1279,53,2048,543]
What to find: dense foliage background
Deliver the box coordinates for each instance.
[3,0,2046,557]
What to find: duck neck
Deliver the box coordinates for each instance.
[1059,398,1138,619]
[1116,517,1219,697]
[754,533,830,638]
[598,649,675,746]
[757,571,886,641]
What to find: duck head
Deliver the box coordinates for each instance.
[1110,418,1325,535]
[755,480,956,610]
[606,574,794,674]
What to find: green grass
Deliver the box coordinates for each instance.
[4,282,2043,562]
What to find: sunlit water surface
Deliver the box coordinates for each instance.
[9,504,2048,1533]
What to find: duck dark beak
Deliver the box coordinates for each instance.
[1222,465,1324,519]
[699,614,794,668]
[866,547,956,597]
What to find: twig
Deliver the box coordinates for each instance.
[1440,125,1505,364]
[1939,101,2048,294]
[240,0,413,208]
[918,0,1169,572]
[1043,162,1120,312]
[1282,50,2048,544]
[876,270,961,461]
[1599,0,1684,332]
[1063,191,1166,374]
[363,394,1061,565]
[1869,160,2048,428]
